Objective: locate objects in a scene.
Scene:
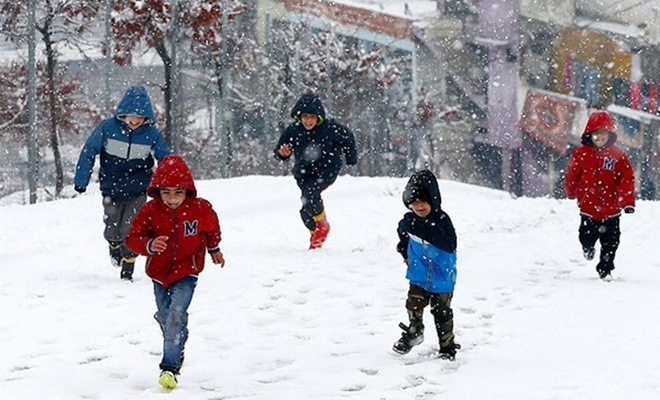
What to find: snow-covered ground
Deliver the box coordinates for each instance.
[2,175,660,399]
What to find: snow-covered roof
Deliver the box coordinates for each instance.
[607,104,660,122]
[574,16,645,39]
[333,0,439,19]
[576,0,659,28]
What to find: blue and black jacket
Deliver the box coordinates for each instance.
[74,86,171,202]
[274,93,358,185]
[397,170,457,294]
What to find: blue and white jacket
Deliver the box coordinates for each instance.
[74,86,171,202]
[397,170,457,294]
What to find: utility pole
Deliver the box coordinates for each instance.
[27,0,38,204]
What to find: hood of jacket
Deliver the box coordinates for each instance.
[402,169,442,211]
[581,110,617,147]
[115,85,156,124]
[147,154,197,199]
[290,93,326,124]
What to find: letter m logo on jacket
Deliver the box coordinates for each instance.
[184,220,199,237]
[603,157,617,171]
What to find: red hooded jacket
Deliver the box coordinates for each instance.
[126,154,222,288]
[564,111,636,221]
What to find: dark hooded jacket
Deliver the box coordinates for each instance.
[74,86,171,201]
[564,111,635,221]
[126,154,221,289]
[274,93,357,183]
[397,169,457,293]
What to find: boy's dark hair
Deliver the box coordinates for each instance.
[402,169,442,210]
[405,186,431,206]
[290,92,326,124]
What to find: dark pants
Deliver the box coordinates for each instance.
[406,284,455,349]
[296,175,335,230]
[579,215,620,273]
[102,194,146,259]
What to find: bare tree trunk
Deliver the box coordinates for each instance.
[27,0,39,204]
[38,14,64,197]
[154,42,173,147]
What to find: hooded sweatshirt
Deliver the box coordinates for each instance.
[74,85,171,201]
[397,169,457,293]
[274,93,358,183]
[125,154,221,288]
[564,111,635,221]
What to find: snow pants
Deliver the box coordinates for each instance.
[406,284,455,349]
[296,173,336,231]
[102,193,146,259]
[579,215,620,274]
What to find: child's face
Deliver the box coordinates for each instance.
[300,113,318,131]
[124,115,147,130]
[160,187,186,209]
[410,200,431,218]
[591,130,609,148]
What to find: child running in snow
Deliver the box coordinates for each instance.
[125,154,225,389]
[74,85,171,281]
[274,92,358,249]
[564,110,635,280]
[393,169,460,360]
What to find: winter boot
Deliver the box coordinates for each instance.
[597,268,612,280]
[439,343,462,361]
[158,370,178,389]
[309,211,330,250]
[392,322,424,354]
[108,242,122,267]
[120,257,135,281]
[582,246,595,261]
[596,259,614,280]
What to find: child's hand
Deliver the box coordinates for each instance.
[278,144,292,157]
[211,251,225,267]
[151,236,169,253]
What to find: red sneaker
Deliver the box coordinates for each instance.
[309,217,330,249]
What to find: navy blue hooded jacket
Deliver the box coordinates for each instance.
[397,170,457,293]
[74,86,171,201]
[274,93,357,183]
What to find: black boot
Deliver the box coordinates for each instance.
[392,322,424,354]
[120,258,135,281]
[582,246,595,261]
[596,258,614,280]
[108,242,122,267]
[439,343,462,361]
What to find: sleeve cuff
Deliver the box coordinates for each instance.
[147,239,156,255]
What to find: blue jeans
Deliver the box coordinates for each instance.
[153,276,197,373]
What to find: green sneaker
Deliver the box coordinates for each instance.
[158,370,177,389]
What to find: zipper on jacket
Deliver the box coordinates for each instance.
[422,240,433,291]
[595,149,605,214]
[127,130,133,159]
[169,209,178,274]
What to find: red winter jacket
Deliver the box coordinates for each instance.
[126,155,221,288]
[564,115,635,221]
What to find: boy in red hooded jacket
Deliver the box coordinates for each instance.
[126,154,225,389]
[564,110,635,280]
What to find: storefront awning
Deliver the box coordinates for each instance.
[520,88,587,154]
